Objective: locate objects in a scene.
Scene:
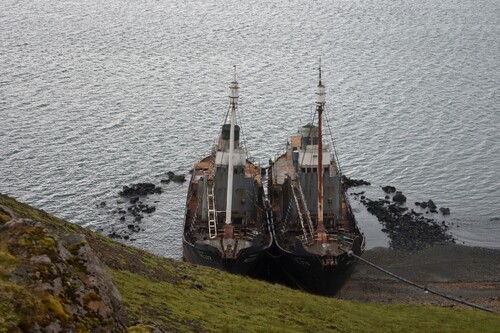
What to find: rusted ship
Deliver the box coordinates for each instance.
[183,68,272,276]
[268,66,366,295]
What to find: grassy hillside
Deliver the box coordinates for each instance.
[1,194,499,332]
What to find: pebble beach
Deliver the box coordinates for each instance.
[338,244,500,312]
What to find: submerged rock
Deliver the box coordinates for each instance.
[107,181,165,240]
[341,175,371,188]
[119,183,162,197]
[427,200,437,210]
[360,192,453,252]
[382,186,396,193]
[439,207,451,215]
[392,191,407,204]
[161,171,187,184]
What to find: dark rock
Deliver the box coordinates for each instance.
[141,205,156,214]
[119,183,161,197]
[411,209,422,216]
[382,186,396,193]
[420,201,428,209]
[161,171,187,184]
[392,191,407,204]
[171,175,186,183]
[341,175,371,188]
[126,224,141,233]
[359,194,453,252]
[108,232,121,239]
[109,181,163,236]
[427,200,437,209]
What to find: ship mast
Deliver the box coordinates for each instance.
[315,61,327,243]
[225,65,239,226]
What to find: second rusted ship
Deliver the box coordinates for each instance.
[268,66,366,295]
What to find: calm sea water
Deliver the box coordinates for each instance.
[1,0,499,257]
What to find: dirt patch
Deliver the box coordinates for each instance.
[339,244,500,312]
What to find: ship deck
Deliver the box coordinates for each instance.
[272,153,296,185]
[193,155,262,185]
[185,153,268,248]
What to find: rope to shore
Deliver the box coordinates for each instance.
[350,253,499,314]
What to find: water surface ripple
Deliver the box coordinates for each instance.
[1,0,499,256]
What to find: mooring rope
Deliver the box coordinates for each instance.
[349,253,499,314]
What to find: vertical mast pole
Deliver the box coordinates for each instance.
[225,66,239,225]
[316,61,327,242]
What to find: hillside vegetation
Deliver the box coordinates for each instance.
[0,193,498,332]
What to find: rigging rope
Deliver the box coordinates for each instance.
[349,253,499,314]
[235,102,250,160]
[324,108,343,176]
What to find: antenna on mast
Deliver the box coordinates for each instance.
[319,57,322,85]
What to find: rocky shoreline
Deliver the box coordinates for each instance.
[97,171,186,240]
[339,177,499,312]
[343,176,454,251]
[339,244,500,312]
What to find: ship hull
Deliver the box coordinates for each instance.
[182,238,270,277]
[272,244,361,295]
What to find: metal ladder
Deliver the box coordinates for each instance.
[207,185,217,239]
[291,181,314,243]
[297,181,315,240]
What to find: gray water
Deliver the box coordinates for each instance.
[1,0,499,258]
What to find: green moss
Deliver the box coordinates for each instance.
[127,324,156,333]
[0,248,20,271]
[41,294,71,322]
[0,279,42,331]
[1,193,500,333]
[11,226,58,257]
[83,291,101,303]
[0,194,79,233]
[0,211,10,224]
